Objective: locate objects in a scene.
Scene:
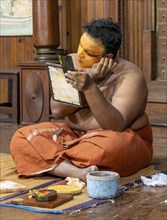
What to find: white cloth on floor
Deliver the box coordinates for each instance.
[141,173,167,187]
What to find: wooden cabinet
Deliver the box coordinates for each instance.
[19,62,50,124]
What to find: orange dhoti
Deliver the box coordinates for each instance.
[10,122,153,177]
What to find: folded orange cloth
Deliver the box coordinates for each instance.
[10,122,152,177]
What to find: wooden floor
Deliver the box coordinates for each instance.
[0,122,167,220]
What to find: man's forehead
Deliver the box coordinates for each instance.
[80,33,105,53]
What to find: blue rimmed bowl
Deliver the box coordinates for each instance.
[86,171,120,199]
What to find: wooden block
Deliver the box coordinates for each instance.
[11,193,73,209]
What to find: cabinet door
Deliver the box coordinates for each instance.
[20,67,49,124]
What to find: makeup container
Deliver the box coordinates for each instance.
[86,171,120,199]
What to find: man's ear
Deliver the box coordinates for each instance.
[104,53,113,59]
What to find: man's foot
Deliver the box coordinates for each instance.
[48,161,98,182]
[80,165,99,182]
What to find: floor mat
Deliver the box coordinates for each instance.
[0,153,164,214]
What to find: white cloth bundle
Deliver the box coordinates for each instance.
[141,173,167,187]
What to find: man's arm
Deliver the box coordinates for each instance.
[83,71,148,131]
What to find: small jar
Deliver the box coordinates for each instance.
[86,171,120,199]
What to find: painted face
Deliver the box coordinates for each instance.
[77,32,105,68]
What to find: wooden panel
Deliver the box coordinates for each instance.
[146,103,167,126]
[19,62,49,124]
[156,0,167,81]
[0,36,34,103]
[10,37,18,68]
[152,137,167,163]
[0,70,19,123]
[70,0,82,53]
[157,66,167,80]
[120,0,157,81]
[58,0,117,53]
[124,0,153,70]
[0,36,34,70]
[158,0,167,8]
[0,80,8,102]
[1,0,166,139]
[58,0,68,50]
[1,0,164,81]
[0,0,117,103]
[152,126,167,139]
[142,31,156,82]
[147,80,167,103]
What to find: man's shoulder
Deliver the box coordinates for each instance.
[115,57,145,81]
[112,57,147,88]
[117,57,142,72]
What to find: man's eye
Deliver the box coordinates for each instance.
[85,50,89,55]
[84,50,92,56]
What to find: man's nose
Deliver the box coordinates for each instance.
[77,47,84,58]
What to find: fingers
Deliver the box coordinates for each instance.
[101,57,117,73]
[97,57,112,75]
[108,58,114,70]
[65,71,76,81]
[111,61,117,70]
[91,58,104,75]
[65,71,85,83]
[101,57,110,73]
[65,70,88,90]
[65,72,77,87]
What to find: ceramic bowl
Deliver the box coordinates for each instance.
[86,171,120,199]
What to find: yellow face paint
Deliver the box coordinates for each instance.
[77,32,105,68]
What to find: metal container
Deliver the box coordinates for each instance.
[86,171,120,199]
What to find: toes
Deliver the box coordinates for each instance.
[90,165,99,172]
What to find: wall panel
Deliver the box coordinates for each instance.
[0,0,117,103]
[0,36,34,102]
[58,0,117,53]
[2,0,165,106]
[0,0,117,69]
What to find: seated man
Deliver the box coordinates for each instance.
[10,18,153,182]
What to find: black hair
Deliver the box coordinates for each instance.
[83,18,122,58]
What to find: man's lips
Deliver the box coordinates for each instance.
[78,58,83,63]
